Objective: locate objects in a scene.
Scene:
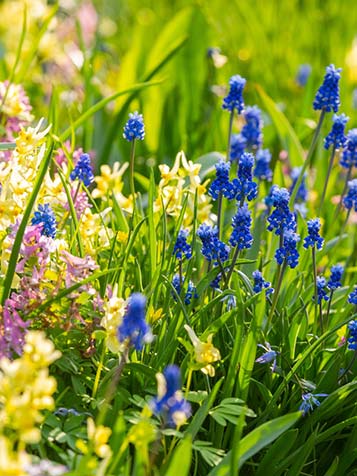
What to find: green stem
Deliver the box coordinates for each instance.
[225,247,240,286]
[326,290,334,322]
[129,139,137,228]
[290,108,326,207]
[217,192,223,240]
[311,247,319,332]
[318,145,336,215]
[226,109,234,162]
[266,261,287,331]
[334,164,352,221]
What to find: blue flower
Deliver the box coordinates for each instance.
[31,203,57,239]
[210,271,222,290]
[267,186,296,235]
[252,270,274,295]
[229,203,253,249]
[150,365,191,427]
[327,264,344,291]
[324,113,349,150]
[197,224,230,264]
[348,287,357,306]
[209,160,235,200]
[290,166,308,204]
[123,111,145,141]
[348,320,357,350]
[241,106,263,148]
[173,229,192,260]
[230,133,247,162]
[313,64,341,113]
[316,276,329,304]
[117,293,153,350]
[340,129,357,169]
[303,218,324,250]
[275,229,300,268]
[254,149,272,181]
[343,179,357,211]
[232,152,258,202]
[296,64,311,87]
[171,274,197,305]
[299,393,328,416]
[222,75,246,113]
[70,153,94,187]
[256,342,277,371]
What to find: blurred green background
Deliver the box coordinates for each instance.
[2,0,357,170]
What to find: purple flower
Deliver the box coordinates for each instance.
[222,75,246,113]
[117,293,153,350]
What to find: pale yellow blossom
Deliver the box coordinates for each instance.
[184,325,221,377]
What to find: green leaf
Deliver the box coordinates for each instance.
[164,436,192,476]
[208,412,301,475]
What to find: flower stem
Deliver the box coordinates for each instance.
[129,139,137,227]
[185,367,193,398]
[311,247,321,332]
[290,108,326,207]
[326,289,334,321]
[266,261,287,331]
[318,145,336,215]
[334,164,352,221]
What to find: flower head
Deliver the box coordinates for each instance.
[348,287,357,306]
[299,393,328,416]
[252,270,274,295]
[123,111,145,141]
[316,276,329,304]
[241,105,263,148]
[343,178,357,211]
[197,224,230,263]
[254,149,272,181]
[117,293,153,350]
[222,75,246,113]
[324,113,349,150]
[230,133,246,162]
[229,203,253,250]
[348,320,357,350]
[296,64,311,87]
[327,264,344,291]
[150,365,191,427]
[31,203,57,239]
[275,229,300,268]
[267,186,296,235]
[313,64,341,113]
[184,325,221,377]
[256,342,277,372]
[173,229,192,260]
[171,275,197,305]
[340,129,357,169]
[209,159,235,200]
[70,153,94,187]
[303,218,324,250]
[233,152,258,202]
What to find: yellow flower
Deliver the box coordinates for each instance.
[0,436,29,476]
[101,284,126,353]
[184,325,221,377]
[93,162,129,200]
[87,418,112,458]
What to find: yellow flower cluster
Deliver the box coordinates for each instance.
[93,162,133,214]
[0,82,33,123]
[76,418,112,459]
[0,331,61,444]
[155,151,213,226]
[100,284,127,353]
[0,436,30,476]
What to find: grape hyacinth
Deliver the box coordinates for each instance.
[316,276,329,304]
[117,293,153,350]
[340,129,357,169]
[197,224,230,264]
[229,203,253,249]
[150,365,191,427]
[31,203,57,239]
[70,153,94,187]
[299,393,328,416]
[222,75,246,113]
[296,64,311,87]
[254,149,273,181]
[252,270,274,295]
[241,105,263,148]
[324,113,349,150]
[233,152,258,202]
[327,264,344,290]
[171,275,197,305]
[290,166,308,204]
[343,179,357,211]
[173,229,192,260]
[313,64,342,113]
[123,111,145,141]
[275,229,300,269]
[209,159,235,200]
[230,133,247,162]
[348,287,357,305]
[347,320,357,350]
[267,186,296,235]
[303,218,324,250]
